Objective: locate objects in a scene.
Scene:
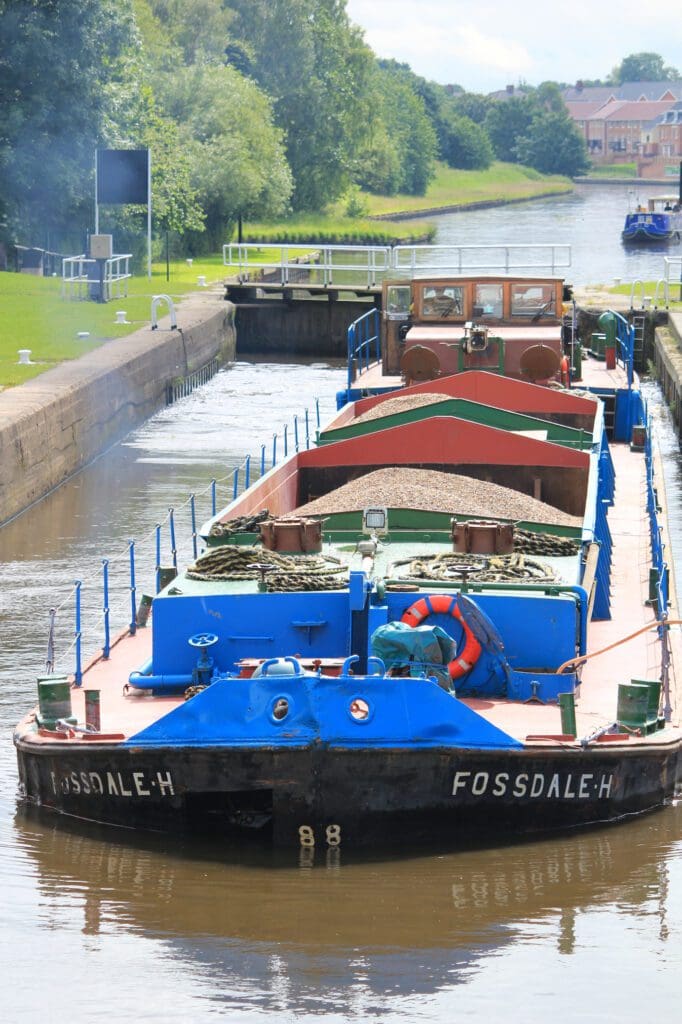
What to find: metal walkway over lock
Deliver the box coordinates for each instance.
[223,242,573,293]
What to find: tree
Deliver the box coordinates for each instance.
[227,0,376,211]
[439,112,493,171]
[353,63,438,196]
[156,64,293,246]
[515,110,590,177]
[450,93,493,125]
[141,0,235,66]
[611,52,679,84]
[484,98,534,162]
[0,0,136,247]
[101,82,205,258]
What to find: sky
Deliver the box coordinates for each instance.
[345,0,682,94]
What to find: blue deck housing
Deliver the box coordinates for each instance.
[125,669,523,750]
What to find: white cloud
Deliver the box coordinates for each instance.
[345,0,682,92]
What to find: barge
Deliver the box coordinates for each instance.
[14,271,682,849]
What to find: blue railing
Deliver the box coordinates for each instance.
[611,310,635,388]
[347,307,381,392]
[645,420,669,619]
[45,397,324,683]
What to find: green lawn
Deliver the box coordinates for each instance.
[361,162,573,217]
[585,163,638,178]
[0,257,228,387]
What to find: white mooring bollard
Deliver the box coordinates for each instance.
[197,275,207,287]
[17,349,31,365]
[115,311,129,324]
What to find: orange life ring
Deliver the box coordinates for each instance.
[401,594,482,680]
[560,355,570,387]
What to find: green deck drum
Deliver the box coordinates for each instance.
[590,332,606,358]
[616,682,651,732]
[36,675,75,729]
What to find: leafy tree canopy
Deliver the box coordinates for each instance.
[0,0,136,246]
[227,0,375,211]
[156,64,293,245]
[610,52,680,84]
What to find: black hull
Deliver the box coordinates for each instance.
[15,739,682,849]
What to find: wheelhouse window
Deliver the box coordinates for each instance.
[421,285,464,319]
[386,285,411,320]
[473,283,503,319]
[510,283,556,318]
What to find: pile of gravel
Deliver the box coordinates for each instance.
[352,393,446,424]
[288,467,581,527]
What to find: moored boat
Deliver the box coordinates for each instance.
[14,269,682,850]
[621,193,682,244]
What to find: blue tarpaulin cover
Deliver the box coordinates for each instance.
[370,621,455,688]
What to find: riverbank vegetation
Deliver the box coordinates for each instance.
[583,164,638,178]
[1,0,587,266]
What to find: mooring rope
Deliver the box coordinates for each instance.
[187,544,347,588]
[391,550,560,585]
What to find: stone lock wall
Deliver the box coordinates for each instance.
[0,294,236,526]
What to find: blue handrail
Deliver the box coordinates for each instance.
[347,308,381,392]
[611,310,635,388]
[645,421,669,618]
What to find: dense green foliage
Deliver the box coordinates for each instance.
[0,0,136,248]
[3,0,632,258]
[483,85,589,177]
[610,52,679,84]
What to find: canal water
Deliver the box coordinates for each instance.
[1,186,682,1022]
[432,180,680,287]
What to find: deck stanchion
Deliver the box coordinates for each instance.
[245,455,251,491]
[74,580,82,687]
[294,416,299,452]
[102,559,110,659]
[129,540,137,636]
[315,398,320,429]
[305,409,310,449]
[284,424,288,457]
[190,496,198,560]
[272,434,277,467]
[260,445,266,477]
[211,479,217,516]
[168,508,177,571]
[45,608,56,674]
[155,524,162,594]
[233,467,239,500]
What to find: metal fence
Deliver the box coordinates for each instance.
[223,242,572,285]
[62,253,132,301]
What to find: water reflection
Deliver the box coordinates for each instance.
[12,801,679,1017]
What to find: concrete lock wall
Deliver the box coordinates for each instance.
[0,295,236,527]
[654,311,682,435]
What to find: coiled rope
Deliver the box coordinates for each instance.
[187,544,348,590]
[391,550,560,585]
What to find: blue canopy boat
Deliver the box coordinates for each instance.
[622,194,681,244]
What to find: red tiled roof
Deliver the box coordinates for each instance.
[565,101,609,120]
[587,100,677,122]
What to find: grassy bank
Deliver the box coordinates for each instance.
[0,259,227,388]
[360,162,573,218]
[245,162,574,241]
[583,163,637,178]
